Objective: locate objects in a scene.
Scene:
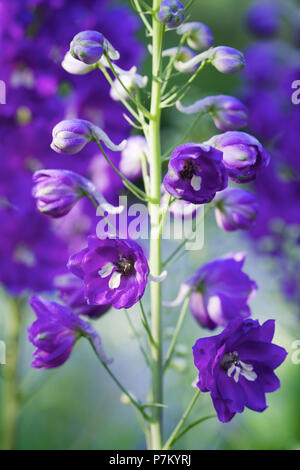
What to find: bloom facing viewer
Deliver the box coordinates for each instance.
[68,236,149,309]
[163,143,228,204]
[193,318,287,422]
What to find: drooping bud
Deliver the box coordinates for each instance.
[62,52,96,75]
[207,131,270,183]
[162,47,197,73]
[158,0,184,29]
[110,67,148,102]
[210,46,245,74]
[32,169,94,218]
[214,188,258,231]
[70,30,105,65]
[177,95,248,131]
[177,22,214,51]
[51,119,126,155]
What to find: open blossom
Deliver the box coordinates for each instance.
[163,143,228,204]
[158,0,184,29]
[177,22,213,51]
[68,236,149,309]
[193,318,287,422]
[207,131,270,183]
[187,253,257,330]
[32,169,95,218]
[214,188,259,232]
[28,296,111,369]
[55,274,111,319]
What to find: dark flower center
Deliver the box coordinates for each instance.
[179,160,195,180]
[220,351,239,371]
[116,256,135,276]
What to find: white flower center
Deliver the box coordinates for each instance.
[227,359,257,383]
[190,174,202,191]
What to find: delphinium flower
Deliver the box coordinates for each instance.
[246,1,282,38]
[176,46,245,75]
[32,169,96,218]
[158,0,184,29]
[177,95,248,132]
[161,46,198,73]
[207,131,270,183]
[68,236,149,309]
[193,318,287,422]
[28,295,111,369]
[214,188,259,232]
[70,31,105,65]
[177,22,214,52]
[163,143,228,204]
[54,273,111,319]
[168,253,257,330]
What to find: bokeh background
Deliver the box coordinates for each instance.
[0,0,300,450]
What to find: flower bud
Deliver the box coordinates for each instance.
[162,47,197,73]
[158,0,184,29]
[51,119,93,155]
[110,67,148,102]
[51,119,126,155]
[211,46,245,74]
[177,95,248,131]
[214,188,258,231]
[62,52,95,75]
[120,136,149,180]
[177,22,213,51]
[70,30,104,65]
[207,131,270,183]
[32,169,93,218]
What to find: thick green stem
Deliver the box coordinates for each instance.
[1,297,22,450]
[148,1,164,450]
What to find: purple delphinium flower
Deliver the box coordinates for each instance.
[70,30,105,65]
[68,236,149,309]
[28,295,111,369]
[246,1,281,38]
[163,143,228,204]
[207,131,270,183]
[55,273,111,319]
[211,47,245,74]
[187,253,257,330]
[193,318,287,422]
[158,0,184,29]
[214,188,258,232]
[177,22,214,52]
[32,169,95,218]
[50,119,93,155]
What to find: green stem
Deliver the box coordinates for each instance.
[148,1,164,450]
[163,389,201,450]
[1,297,22,450]
[163,295,190,372]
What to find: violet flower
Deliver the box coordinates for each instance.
[32,169,95,218]
[55,274,111,319]
[211,46,245,74]
[28,295,111,369]
[207,131,271,183]
[177,22,214,51]
[246,1,282,38]
[68,236,149,309]
[214,188,259,232]
[70,30,105,65]
[163,143,228,204]
[158,0,184,29]
[193,318,287,422]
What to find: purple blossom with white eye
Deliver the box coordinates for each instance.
[28,295,111,369]
[177,95,248,132]
[163,143,228,204]
[32,169,95,218]
[211,46,245,74]
[54,273,111,319]
[68,236,149,309]
[158,0,184,29]
[177,22,214,51]
[187,253,257,330]
[193,318,287,422]
[207,131,271,183]
[246,1,281,38]
[214,188,259,232]
[70,30,105,65]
